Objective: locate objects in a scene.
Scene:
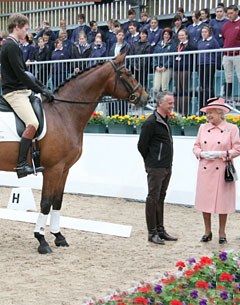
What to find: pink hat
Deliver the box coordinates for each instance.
[200,97,230,113]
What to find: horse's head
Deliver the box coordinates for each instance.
[109,53,148,107]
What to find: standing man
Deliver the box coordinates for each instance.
[222,5,240,100]
[1,14,54,178]
[138,92,178,245]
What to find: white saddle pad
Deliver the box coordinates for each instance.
[0,112,47,142]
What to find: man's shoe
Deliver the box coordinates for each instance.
[148,234,165,245]
[158,230,178,241]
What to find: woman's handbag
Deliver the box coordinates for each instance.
[224,151,238,182]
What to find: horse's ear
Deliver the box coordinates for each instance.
[114,52,126,65]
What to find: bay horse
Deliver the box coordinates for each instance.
[0,53,148,254]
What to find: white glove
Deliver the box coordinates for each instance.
[200,151,211,159]
[206,151,221,159]
[200,151,221,159]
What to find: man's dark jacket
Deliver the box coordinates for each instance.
[137,110,173,168]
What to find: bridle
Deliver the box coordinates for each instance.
[109,59,142,105]
[53,59,143,105]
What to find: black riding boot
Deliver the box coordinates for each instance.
[16,125,44,178]
[16,137,35,178]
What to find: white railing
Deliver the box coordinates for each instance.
[1,47,240,116]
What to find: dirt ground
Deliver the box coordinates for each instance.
[0,186,239,305]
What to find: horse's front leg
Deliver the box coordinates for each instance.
[49,170,69,248]
[34,168,69,254]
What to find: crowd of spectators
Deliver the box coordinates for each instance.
[0,3,240,114]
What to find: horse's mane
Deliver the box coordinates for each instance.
[53,61,106,93]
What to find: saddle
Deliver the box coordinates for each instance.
[0,93,44,138]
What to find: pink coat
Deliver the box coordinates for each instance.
[193,120,240,214]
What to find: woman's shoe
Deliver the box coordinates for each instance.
[219,237,227,244]
[200,232,212,242]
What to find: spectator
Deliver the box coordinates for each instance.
[129,29,151,90]
[200,8,211,24]
[137,91,178,245]
[55,19,72,40]
[71,14,91,44]
[71,31,92,73]
[153,27,175,93]
[42,31,54,54]
[173,29,196,116]
[87,20,105,44]
[108,28,129,116]
[94,32,107,49]
[32,37,51,86]
[187,11,206,48]
[197,26,220,111]
[139,11,151,31]
[122,8,140,34]
[147,16,162,49]
[176,7,190,27]
[59,31,73,54]
[0,31,6,57]
[20,34,35,62]
[222,4,240,100]
[51,39,71,89]
[34,20,56,42]
[89,35,106,59]
[106,19,121,56]
[209,5,228,48]
[193,97,240,244]
[125,22,140,47]
[109,29,129,57]
[171,15,185,43]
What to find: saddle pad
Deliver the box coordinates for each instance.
[0,112,47,142]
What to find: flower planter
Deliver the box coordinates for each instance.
[183,125,199,136]
[171,125,182,136]
[134,125,142,134]
[108,125,133,134]
[84,124,106,133]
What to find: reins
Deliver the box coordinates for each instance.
[51,59,142,105]
[52,97,117,104]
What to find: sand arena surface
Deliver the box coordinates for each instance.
[0,186,239,305]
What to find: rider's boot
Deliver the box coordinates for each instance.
[16,125,44,178]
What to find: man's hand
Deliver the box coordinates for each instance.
[42,88,54,102]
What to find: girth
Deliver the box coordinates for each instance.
[0,93,44,138]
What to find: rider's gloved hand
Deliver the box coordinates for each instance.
[41,88,55,102]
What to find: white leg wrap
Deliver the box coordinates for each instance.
[49,210,60,234]
[34,213,48,235]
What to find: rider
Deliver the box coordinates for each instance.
[1,14,54,178]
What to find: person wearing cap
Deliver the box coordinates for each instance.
[193,97,240,244]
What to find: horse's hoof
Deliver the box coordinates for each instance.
[38,244,53,254]
[51,232,69,247]
[34,232,53,254]
[55,238,69,247]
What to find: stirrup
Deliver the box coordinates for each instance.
[31,160,44,176]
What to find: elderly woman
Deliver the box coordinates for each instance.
[193,97,240,244]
